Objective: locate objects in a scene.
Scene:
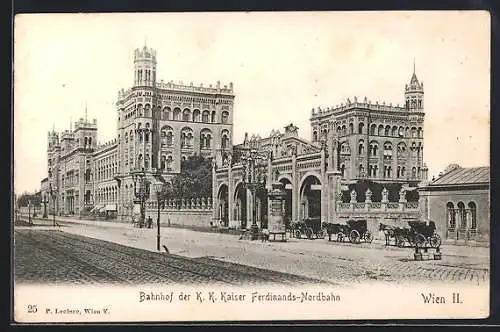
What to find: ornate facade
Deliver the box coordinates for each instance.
[213,70,429,233]
[44,45,235,219]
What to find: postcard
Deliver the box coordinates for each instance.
[12,11,490,322]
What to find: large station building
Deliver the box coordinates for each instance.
[213,70,429,236]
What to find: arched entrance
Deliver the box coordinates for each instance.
[279,177,293,227]
[300,175,321,219]
[217,184,229,227]
[234,182,247,229]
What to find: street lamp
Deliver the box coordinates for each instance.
[42,192,49,219]
[131,168,150,228]
[154,180,166,251]
[241,149,266,240]
[49,184,58,227]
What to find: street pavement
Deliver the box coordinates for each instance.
[14,229,324,285]
[16,216,490,286]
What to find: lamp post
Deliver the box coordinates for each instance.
[241,149,265,240]
[154,180,166,251]
[42,192,49,219]
[131,168,149,228]
[28,200,32,225]
[49,184,58,227]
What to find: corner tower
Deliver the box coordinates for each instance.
[134,45,157,87]
[405,62,424,112]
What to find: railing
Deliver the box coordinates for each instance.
[147,197,213,211]
[337,201,420,213]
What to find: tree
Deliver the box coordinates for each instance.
[165,155,212,200]
[17,192,42,208]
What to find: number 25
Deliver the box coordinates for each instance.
[28,305,38,313]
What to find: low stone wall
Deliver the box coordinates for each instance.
[145,208,213,228]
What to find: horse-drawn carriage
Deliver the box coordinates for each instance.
[324,219,373,244]
[289,217,326,240]
[380,218,441,248]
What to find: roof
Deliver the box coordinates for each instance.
[430,166,489,186]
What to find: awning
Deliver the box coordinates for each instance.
[105,204,117,211]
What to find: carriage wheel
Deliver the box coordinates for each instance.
[305,227,314,240]
[364,231,373,243]
[337,232,345,242]
[429,234,441,248]
[295,230,302,239]
[316,229,326,239]
[349,230,361,244]
[396,236,405,248]
[415,233,427,247]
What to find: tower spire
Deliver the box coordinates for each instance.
[85,103,88,122]
[413,57,416,74]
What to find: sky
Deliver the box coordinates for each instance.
[14,11,490,194]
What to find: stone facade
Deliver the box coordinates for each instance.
[213,70,428,231]
[43,45,234,220]
[418,165,490,245]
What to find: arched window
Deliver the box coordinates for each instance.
[222,111,229,124]
[401,166,406,177]
[84,137,88,147]
[180,127,194,148]
[391,126,398,137]
[192,109,200,122]
[202,110,210,122]
[398,126,404,137]
[88,137,92,146]
[137,154,143,169]
[358,140,365,154]
[160,155,166,170]
[378,125,384,136]
[397,142,407,158]
[457,202,466,229]
[341,125,346,136]
[411,127,417,138]
[211,111,216,123]
[370,124,376,135]
[358,122,364,134]
[359,164,365,176]
[145,154,150,169]
[397,166,401,178]
[369,141,379,156]
[166,155,173,171]
[173,108,181,121]
[313,131,318,141]
[385,125,391,136]
[340,164,345,178]
[418,127,423,138]
[182,108,191,121]
[412,167,417,178]
[468,202,477,230]
[349,123,354,134]
[383,142,393,160]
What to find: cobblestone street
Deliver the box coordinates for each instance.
[14,217,490,286]
[14,229,325,286]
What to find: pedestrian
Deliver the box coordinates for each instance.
[261,228,270,242]
[147,216,153,229]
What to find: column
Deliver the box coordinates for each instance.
[292,150,298,222]
[246,188,253,229]
[320,147,326,223]
[227,162,234,228]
